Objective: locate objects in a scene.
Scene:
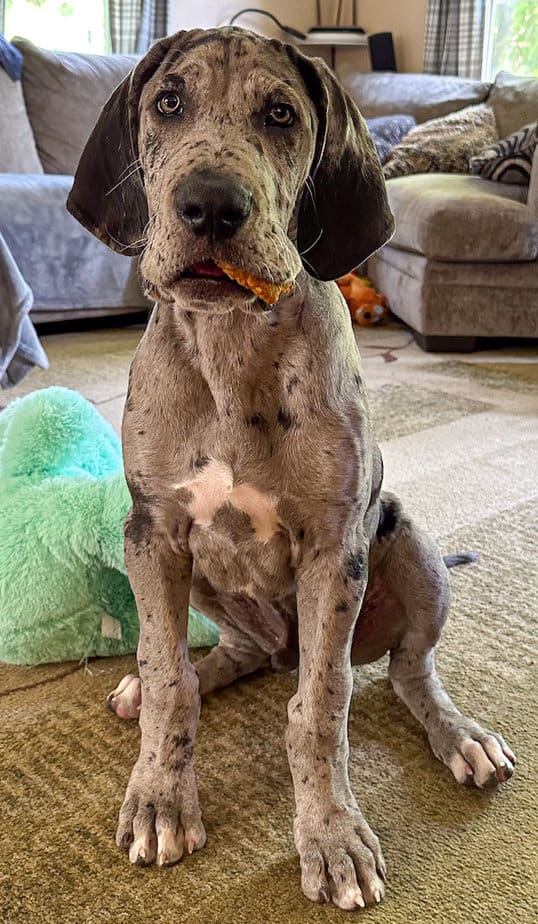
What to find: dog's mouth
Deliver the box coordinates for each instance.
[161,259,294,308]
[173,259,253,304]
[180,260,234,282]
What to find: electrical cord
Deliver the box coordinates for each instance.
[228,8,306,40]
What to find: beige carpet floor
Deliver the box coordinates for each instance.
[1,323,537,923]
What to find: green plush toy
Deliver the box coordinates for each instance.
[0,387,219,665]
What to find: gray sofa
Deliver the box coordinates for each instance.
[338,69,538,349]
[1,38,148,324]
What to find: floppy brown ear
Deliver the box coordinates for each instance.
[67,32,191,255]
[289,50,394,280]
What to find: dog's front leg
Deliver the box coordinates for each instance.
[287,540,386,910]
[116,514,205,868]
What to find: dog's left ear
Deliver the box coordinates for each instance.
[289,49,394,280]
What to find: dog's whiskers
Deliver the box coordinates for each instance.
[105,161,143,197]
[104,214,155,254]
[299,177,324,257]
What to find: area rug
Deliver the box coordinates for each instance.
[1,323,536,923]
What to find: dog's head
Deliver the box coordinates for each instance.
[68,28,393,312]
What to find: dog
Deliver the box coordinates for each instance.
[67,27,515,911]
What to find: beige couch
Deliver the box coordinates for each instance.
[338,70,538,350]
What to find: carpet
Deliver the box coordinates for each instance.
[1,323,537,923]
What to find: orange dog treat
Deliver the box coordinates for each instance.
[215,261,293,305]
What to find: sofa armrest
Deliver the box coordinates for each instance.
[527,145,538,215]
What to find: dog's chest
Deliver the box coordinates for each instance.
[175,460,296,598]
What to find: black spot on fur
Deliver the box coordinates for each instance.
[377,497,399,539]
[286,374,300,394]
[297,528,305,541]
[194,456,210,470]
[346,550,365,581]
[277,408,295,430]
[125,481,155,546]
[248,414,269,432]
[172,733,191,749]
[335,600,348,613]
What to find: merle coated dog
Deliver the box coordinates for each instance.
[68,27,515,911]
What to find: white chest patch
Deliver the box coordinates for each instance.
[176,460,280,541]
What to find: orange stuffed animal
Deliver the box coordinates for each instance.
[336,274,390,327]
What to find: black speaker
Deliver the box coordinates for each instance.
[368,32,397,71]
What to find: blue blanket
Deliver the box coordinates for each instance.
[0,35,23,81]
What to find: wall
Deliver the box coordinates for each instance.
[169,0,428,73]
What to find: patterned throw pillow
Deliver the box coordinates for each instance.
[383,103,498,179]
[366,115,416,164]
[469,122,537,185]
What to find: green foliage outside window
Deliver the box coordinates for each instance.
[487,0,538,77]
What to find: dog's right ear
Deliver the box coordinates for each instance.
[67,32,191,255]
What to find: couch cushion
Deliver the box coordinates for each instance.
[0,67,43,173]
[488,72,538,138]
[386,174,537,262]
[366,115,416,163]
[11,38,138,175]
[383,104,497,179]
[0,174,147,310]
[470,122,537,186]
[337,71,491,124]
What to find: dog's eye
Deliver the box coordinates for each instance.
[265,103,295,127]
[156,92,183,116]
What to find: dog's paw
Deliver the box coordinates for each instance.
[116,757,206,867]
[107,674,141,720]
[294,805,386,910]
[434,719,516,789]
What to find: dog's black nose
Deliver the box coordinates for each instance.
[175,170,252,240]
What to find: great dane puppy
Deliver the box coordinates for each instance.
[68,27,515,911]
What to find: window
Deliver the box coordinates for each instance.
[3,0,108,54]
[483,0,538,80]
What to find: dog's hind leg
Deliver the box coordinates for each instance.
[194,627,269,695]
[189,578,270,695]
[375,496,516,788]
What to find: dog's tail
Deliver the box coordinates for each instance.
[443,551,479,568]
